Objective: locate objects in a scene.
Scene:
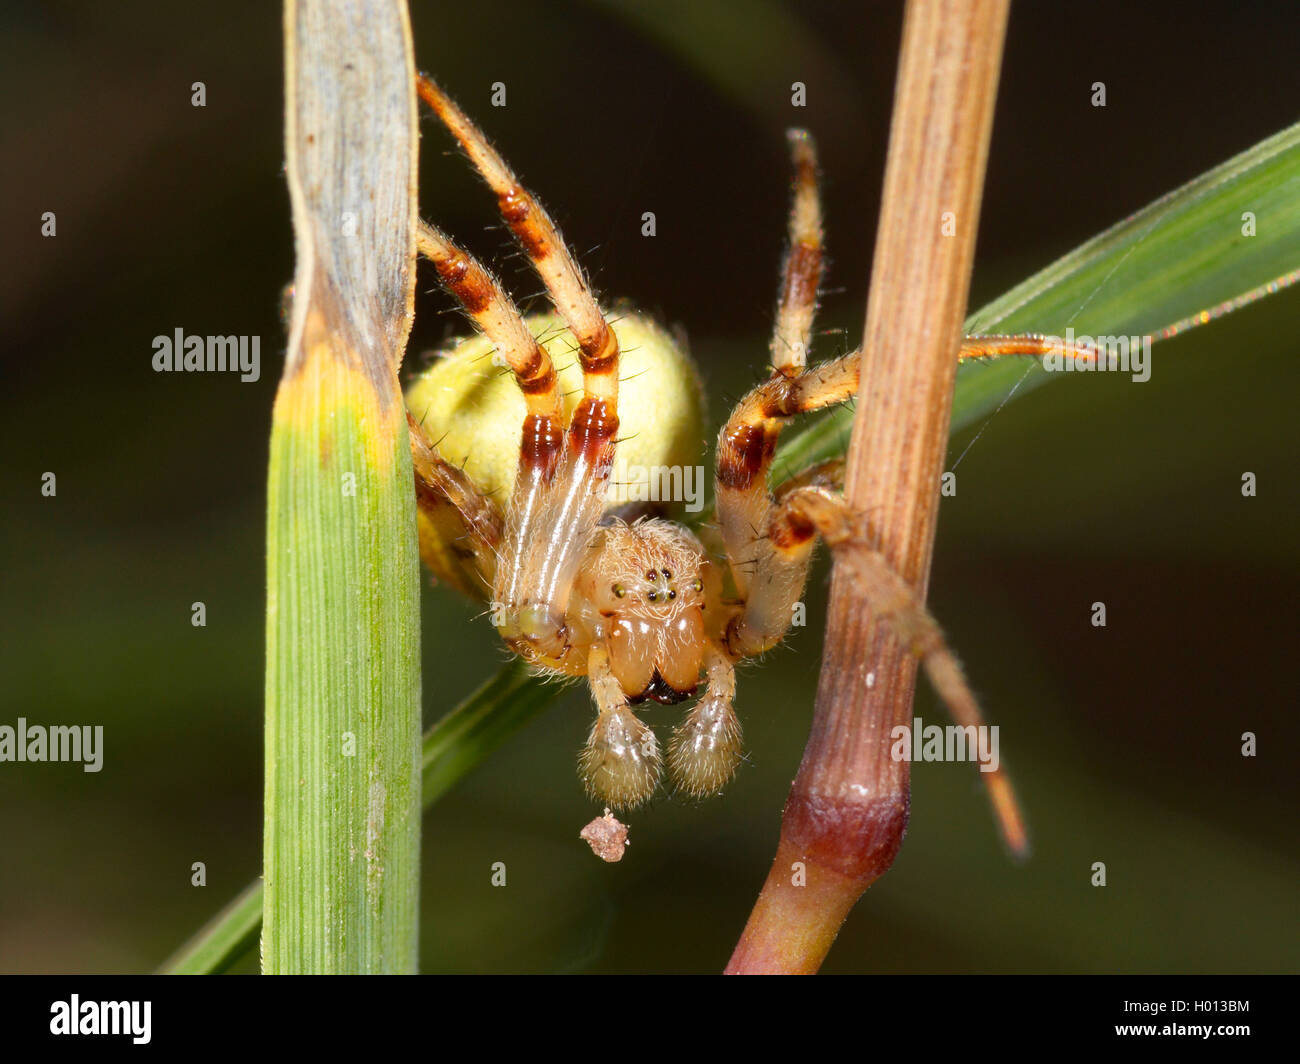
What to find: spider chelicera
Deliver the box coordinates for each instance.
[405,73,1093,842]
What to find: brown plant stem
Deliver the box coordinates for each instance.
[726,0,1010,975]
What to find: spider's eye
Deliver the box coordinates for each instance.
[692,579,703,592]
[666,590,676,600]
[612,584,625,598]
[646,590,658,603]
[646,570,658,581]
[661,569,672,579]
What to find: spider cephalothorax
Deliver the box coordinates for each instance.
[406,72,1090,841]
[572,519,716,702]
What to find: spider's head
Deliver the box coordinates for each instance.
[581,520,714,704]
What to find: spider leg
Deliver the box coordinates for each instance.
[715,123,1102,618]
[774,457,845,497]
[717,331,1101,583]
[417,74,620,658]
[772,130,823,378]
[415,74,619,406]
[959,334,1104,364]
[716,329,1105,594]
[416,221,562,424]
[716,129,857,606]
[667,643,742,798]
[411,221,570,599]
[579,643,662,809]
[768,485,1028,856]
[407,412,503,593]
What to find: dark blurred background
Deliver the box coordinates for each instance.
[2,0,1297,973]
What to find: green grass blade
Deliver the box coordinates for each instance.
[952,120,1300,434]
[966,123,1300,337]
[263,0,422,974]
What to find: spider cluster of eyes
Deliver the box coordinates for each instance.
[611,566,700,605]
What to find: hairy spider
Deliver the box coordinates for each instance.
[405,74,1096,841]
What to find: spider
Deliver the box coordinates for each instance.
[405,74,1097,842]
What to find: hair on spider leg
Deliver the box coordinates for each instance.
[497,248,530,267]
[529,322,569,348]
[469,602,500,624]
[516,296,549,318]
[541,326,576,350]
